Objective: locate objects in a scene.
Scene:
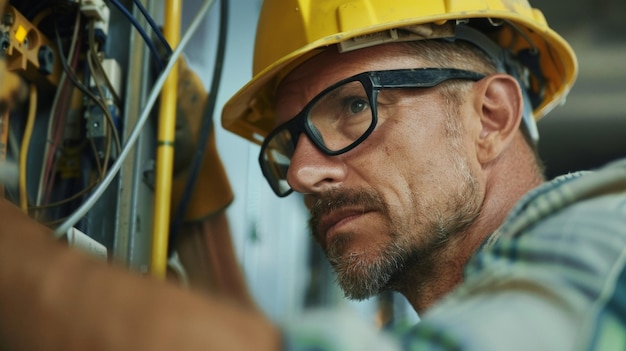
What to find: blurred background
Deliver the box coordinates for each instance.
[533,0,626,179]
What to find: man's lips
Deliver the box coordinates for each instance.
[317,208,371,244]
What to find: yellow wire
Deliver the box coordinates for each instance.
[31,8,52,27]
[150,0,181,279]
[0,110,8,198]
[19,84,37,213]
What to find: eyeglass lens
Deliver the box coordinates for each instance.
[260,79,374,196]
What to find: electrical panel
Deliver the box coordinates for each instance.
[0,0,161,269]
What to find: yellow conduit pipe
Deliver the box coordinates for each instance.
[150,0,181,278]
[0,110,9,198]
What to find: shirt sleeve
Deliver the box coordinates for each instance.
[281,306,402,351]
[408,189,626,351]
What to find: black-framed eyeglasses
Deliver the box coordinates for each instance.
[259,68,486,197]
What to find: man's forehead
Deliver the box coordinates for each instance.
[285,43,421,84]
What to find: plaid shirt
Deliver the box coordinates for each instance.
[283,158,626,351]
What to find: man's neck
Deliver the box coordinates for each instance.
[397,222,489,313]
[397,144,544,313]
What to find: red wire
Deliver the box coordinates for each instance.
[42,29,83,205]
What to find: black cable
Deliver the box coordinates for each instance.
[107,0,165,72]
[53,15,122,156]
[169,0,229,244]
[132,0,173,56]
[17,0,47,20]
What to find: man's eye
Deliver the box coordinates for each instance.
[349,99,368,114]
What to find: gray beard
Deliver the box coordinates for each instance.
[309,169,481,301]
[326,232,411,300]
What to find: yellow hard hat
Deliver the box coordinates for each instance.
[222,0,578,145]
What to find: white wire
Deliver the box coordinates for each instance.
[54,0,217,237]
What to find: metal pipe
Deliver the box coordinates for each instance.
[150,0,182,278]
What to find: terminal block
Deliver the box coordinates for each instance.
[1,5,61,87]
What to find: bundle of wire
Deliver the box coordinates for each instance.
[11,0,221,243]
[15,0,192,229]
[54,0,217,237]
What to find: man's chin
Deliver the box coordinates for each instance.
[337,275,389,301]
[331,253,394,301]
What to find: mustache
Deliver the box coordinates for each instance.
[308,188,387,238]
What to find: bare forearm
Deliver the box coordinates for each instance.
[0,199,280,350]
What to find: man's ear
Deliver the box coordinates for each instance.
[473,74,524,164]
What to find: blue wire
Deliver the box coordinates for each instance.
[108,0,165,72]
[132,0,173,56]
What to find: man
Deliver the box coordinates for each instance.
[1,1,626,351]
[223,0,571,314]
[221,0,626,348]
[265,40,543,313]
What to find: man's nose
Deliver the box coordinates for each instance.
[286,135,347,194]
